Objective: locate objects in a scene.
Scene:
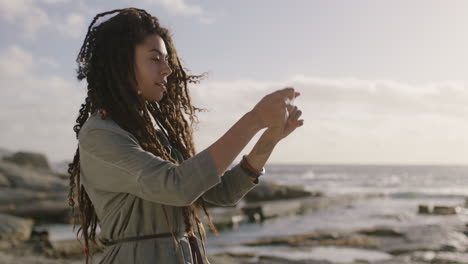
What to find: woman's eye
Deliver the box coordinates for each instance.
[151,57,169,64]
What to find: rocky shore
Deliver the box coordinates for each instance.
[0,149,467,263]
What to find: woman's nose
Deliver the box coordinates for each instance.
[162,62,172,77]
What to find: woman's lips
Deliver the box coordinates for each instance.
[155,83,167,90]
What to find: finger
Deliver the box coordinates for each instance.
[287,110,301,123]
[288,106,298,118]
[284,118,303,136]
[290,117,303,127]
[280,87,296,100]
[286,104,296,114]
[289,117,303,126]
[287,90,301,104]
[295,110,302,119]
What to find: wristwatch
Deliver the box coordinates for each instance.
[240,155,265,183]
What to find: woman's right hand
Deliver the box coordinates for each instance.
[251,87,300,129]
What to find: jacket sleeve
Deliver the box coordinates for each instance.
[78,128,221,206]
[201,163,259,206]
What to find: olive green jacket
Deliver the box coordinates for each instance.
[78,113,259,263]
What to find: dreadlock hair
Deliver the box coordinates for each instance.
[67,7,218,264]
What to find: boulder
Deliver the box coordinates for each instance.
[411,251,468,264]
[198,207,247,231]
[241,231,379,248]
[0,199,71,223]
[242,199,303,222]
[358,227,405,237]
[48,239,87,258]
[0,172,10,188]
[379,224,468,254]
[244,181,320,202]
[0,213,34,248]
[0,160,70,223]
[0,189,65,206]
[0,147,12,159]
[433,206,459,215]
[0,251,90,264]
[0,160,67,191]
[3,151,51,171]
[418,205,430,214]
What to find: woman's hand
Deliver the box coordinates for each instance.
[262,100,304,143]
[243,88,304,173]
[251,87,300,129]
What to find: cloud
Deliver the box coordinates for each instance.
[189,76,468,164]
[0,45,33,77]
[0,45,86,162]
[191,75,468,121]
[286,75,468,120]
[55,12,87,39]
[0,0,210,40]
[0,44,61,76]
[0,0,51,39]
[141,0,215,24]
[0,0,93,39]
[2,42,468,164]
[41,0,71,4]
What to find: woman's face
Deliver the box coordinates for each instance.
[134,34,173,102]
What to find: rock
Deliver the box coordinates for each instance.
[0,147,12,159]
[379,224,468,254]
[418,205,430,214]
[0,161,70,223]
[236,223,468,260]
[0,189,65,206]
[0,199,71,223]
[433,206,459,215]
[241,231,379,249]
[241,206,265,223]
[358,227,405,237]
[0,160,67,191]
[0,172,10,188]
[208,253,253,264]
[258,255,332,264]
[412,251,468,264]
[244,181,320,202]
[0,188,70,223]
[242,199,303,222]
[199,207,248,231]
[48,239,89,258]
[0,250,90,264]
[0,213,34,248]
[3,151,51,171]
[372,254,427,264]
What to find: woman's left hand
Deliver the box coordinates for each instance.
[267,104,304,142]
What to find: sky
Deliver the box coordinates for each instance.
[1,0,468,165]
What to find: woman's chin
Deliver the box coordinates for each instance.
[147,94,163,102]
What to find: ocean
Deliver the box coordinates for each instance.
[205,164,468,262]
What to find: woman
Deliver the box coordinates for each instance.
[68,7,304,264]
